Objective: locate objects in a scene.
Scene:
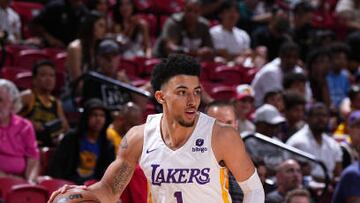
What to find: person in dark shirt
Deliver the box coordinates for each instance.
[48,98,115,184]
[32,0,88,47]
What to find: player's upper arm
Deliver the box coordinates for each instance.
[212,122,255,182]
[90,125,144,202]
[117,124,144,164]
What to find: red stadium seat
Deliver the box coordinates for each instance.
[152,0,184,15]
[137,57,160,78]
[200,61,224,82]
[53,52,67,73]
[208,85,236,101]
[5,184,48,203]
[0,67,33,90]
[211,65,244,85]
[241,67,260,84]
[14,49,50,69]
[0,177,27,200]
[39,178,75,196]
[133,0,153,12]
[118,58,139,77]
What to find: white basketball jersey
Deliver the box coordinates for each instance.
[139,113,232,203]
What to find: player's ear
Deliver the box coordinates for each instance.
[154,90,165,104]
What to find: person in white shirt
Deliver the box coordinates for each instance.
[0,0,21,44]
[286,103,342,181]
[210,0,251,63]
[251,42,303,107]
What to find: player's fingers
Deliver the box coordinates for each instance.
[47,190,61,203]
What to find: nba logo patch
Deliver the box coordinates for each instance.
[195,139,204,147]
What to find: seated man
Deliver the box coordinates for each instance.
[20,60,69,147]
[153,0,214,60]
[0,79,39,183]
[82,39,148,111]
[266,159,303,203]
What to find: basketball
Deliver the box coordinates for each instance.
[50,188,101,203]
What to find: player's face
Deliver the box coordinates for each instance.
[158,75,201,127]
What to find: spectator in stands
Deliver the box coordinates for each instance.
[205,100,237,129]
[254,104,285,140]
[346,31,360,83]
[335,0,360,30]
[87,0,109,14]
[340,85,360,119]
[199,0,224,20]
[153,0,214,60]
[32,0,88,47]
[291,1,317,61]
[48,98,115,184]
[232,84,255,133]
[66,11,107,86]
[326,42,351,108]
[284,188,311,203]
[306,48,331,107]
[111,0,152,58]
[286,103,343,181]
[283,72,307,100]
[237,0,263,34]
[280,91,306,142]
[332,110,360,203]
[0,79,39,183]
[205,100,243,202]
[107,101,142,153]
[210,0,251,64]
[251,8,291,61]
[20,60,69,147]
[263,89,284,113]
[0,0,21,44]
[251,42,303,107]
[82,39,148,110]
[265,159,303,203]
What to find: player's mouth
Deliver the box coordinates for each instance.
[185,110,196,119]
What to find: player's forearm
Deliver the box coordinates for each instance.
[238,170,265,203]
[89,160,135,202]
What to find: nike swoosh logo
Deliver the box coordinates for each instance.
[146,148,158,154]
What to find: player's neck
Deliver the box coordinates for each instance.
[160,113,198,150]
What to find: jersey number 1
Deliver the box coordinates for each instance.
[174,191,183,203]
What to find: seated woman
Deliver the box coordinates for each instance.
[47,99,115,184]
[20,60,69,147]
[0,79,39,183]
[111,0,152,58]
[66,11,107,86]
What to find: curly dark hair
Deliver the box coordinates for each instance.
[151,54,201,92]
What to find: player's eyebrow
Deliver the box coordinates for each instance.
[175,85,201,90]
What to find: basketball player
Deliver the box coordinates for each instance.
[49,54,264,202]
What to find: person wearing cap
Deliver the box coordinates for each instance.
[82,38,148,111]
[233,84,255,134]
[254,104,285,140]
[332,110,360,203]
[286,103,343,182]
[48,98,115,184]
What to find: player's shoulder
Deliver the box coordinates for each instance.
[126,124,145,141]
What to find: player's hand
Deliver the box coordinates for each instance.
[47,184,88,203]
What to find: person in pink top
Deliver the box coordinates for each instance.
[0,79,40,183]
